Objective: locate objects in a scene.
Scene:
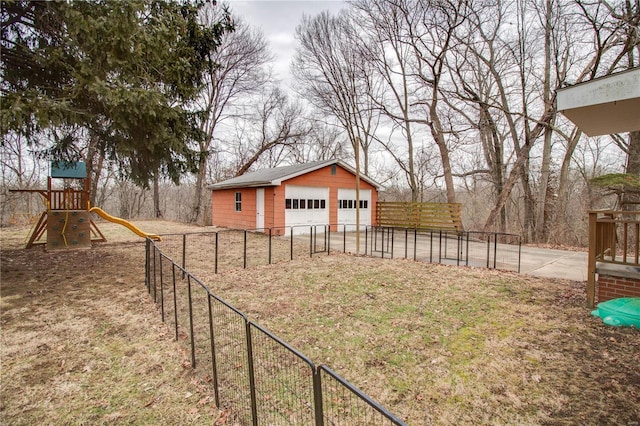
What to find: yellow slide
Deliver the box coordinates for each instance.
[89,207,162,241]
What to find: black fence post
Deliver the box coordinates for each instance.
[268,228,273,265]
[159,255,165,322]
[465,232,470,267]
[518,236,522,273]
[404,228,408,259]
[429,230,433,263]
[327,224,330,255]
[243,230,247,269]
[343,224,347,253]
[214,232,219,274]
[391,227,395,259]
[486,234,491,269]
[373,227,377,253]
[152,248,158,301]
[172,264,179,341]
[187,275,196,368]
[313,369,324,426]
[207,294,220,408]
[290,227,294,261]
[145,238,150,292]
[365,226,368,256]
[413,229,417,261]
[182,234,187,279]
[245,321,259,426]
[149,240,155,295]
[309,227,313,258]
[443,230,449,259]
[493,232,498,269]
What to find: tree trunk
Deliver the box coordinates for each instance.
[521,159,535,243]
[153,173,162,219]
[429,104,456,204]
[536,125,553,242]
[554,129,582,243]
[626,131,640,174]
[535,0,554,243]
[483,105,555,233]
[191,157,207,224]
[85,134,105,209]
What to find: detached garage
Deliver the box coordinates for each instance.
[208,159,381,235]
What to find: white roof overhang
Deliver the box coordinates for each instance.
[556,67,640,136]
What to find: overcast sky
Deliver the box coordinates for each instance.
[225,1,347,86]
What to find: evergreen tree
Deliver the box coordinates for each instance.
[1,0,232,185]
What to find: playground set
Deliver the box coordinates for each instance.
[10,161,160,250]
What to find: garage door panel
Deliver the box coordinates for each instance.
[285,186,329,233]
[337,188,371,227]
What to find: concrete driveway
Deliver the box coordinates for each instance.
[303,230,591,282]
[519,246,588,281]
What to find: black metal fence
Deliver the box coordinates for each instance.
[144,224,521,425]
[366,227,521,272]
[155,225,521,278]
[146,239,407,425]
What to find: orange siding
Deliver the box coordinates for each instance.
[211,164,378,231]
[264,187,287,235]
[271,186,286,231]
[212,188,257,229]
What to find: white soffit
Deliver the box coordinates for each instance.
[557,67,640,136]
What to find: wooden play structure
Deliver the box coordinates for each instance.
[10,161,160,250]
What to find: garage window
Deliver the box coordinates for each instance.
[286,198,326,210]
[339,199,368,209]
[235,192,242,211]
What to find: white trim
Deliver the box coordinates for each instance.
[256,188,264,230]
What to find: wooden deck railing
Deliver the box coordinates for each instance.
[587,210,640,307]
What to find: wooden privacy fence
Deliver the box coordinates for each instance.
[376,202,462,231]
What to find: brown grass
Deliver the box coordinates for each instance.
[1,220,639,425]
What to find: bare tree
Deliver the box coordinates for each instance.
[117,178,148,219]
[292,10,380,175]
[0,133,47,225]
[190,11,272,224]
[230,86,310,175]
[288,118,346,163]
[402,0,470,205]
[351,0,425,201]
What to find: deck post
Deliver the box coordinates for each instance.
[587,211,597,308]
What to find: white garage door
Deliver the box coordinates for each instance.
[285,185,329,234]
[337,188,371,230]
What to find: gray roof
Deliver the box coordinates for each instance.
[208,159,382,190]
